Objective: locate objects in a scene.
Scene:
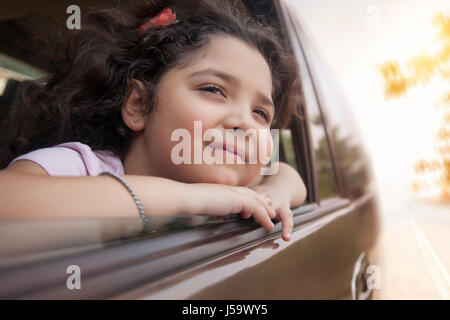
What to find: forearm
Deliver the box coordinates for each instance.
[0,171,192,219]
[258,162,307,207]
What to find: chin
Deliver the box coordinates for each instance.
[199,165,259,186]
[201,168,240,186]
[171,164,260,186]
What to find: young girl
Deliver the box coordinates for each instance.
[0,0,306,242]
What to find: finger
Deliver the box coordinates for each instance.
[254,193,276,219]
[278,206,294,241]
[255,203,275,231]
[236,187,276,220]
[240,211,252,219]
[242,198,274,231]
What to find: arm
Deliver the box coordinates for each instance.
[0,161,276,231]
[0,169,195,219]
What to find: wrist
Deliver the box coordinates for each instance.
[177,182,204,215]
[128,175,199,216]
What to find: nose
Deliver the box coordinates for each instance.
[222,107,254,133]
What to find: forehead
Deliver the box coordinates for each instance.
[179,34,273,96]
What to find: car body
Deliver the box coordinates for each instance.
[0,0,381,299]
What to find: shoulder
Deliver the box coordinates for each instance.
[5,159,50,176]
[6,142,124,176]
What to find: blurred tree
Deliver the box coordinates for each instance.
[378,13,450,203]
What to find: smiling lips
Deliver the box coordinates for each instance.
[206,141,246,163]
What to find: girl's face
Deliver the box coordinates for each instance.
[128,34,275,186]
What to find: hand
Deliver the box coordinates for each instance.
[250,184,293,242]
[190,183,277,231]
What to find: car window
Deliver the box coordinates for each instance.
[311,112,339,200]
[0,1,317,261]
[280,3,339,201]
[289,9,372,200]
[280,129,298,171]
[278,122,314,205]
[307,91,339,200]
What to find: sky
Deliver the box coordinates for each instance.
[290,0,450,195]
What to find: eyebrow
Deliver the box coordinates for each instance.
[188,68,275,110]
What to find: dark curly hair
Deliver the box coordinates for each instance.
[0,0,303,169]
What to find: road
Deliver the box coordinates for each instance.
[372,187,450,300]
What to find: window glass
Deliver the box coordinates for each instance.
[295,17,372,200]
[309,100,339,200]
[280,129,298,171]
[282,7,339,201]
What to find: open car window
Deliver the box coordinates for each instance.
[0,0,353,277]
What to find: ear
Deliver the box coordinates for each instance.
[121,79,147,131]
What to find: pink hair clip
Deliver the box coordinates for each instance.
[138,8,178,34]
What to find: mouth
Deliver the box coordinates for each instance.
[206,142,246,163]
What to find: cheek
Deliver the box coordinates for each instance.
[175,86,215,115]
[144,106,216,167]
[170,105,219,153]
[144,110,179,164]
[170,97,219,135]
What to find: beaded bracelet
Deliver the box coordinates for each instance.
[100,171,149,234]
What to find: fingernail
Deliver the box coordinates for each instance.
[286,232,291,239]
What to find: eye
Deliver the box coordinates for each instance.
[198,85,226,97]
[253,109,270,122]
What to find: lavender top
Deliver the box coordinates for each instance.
[7,142,125,176]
